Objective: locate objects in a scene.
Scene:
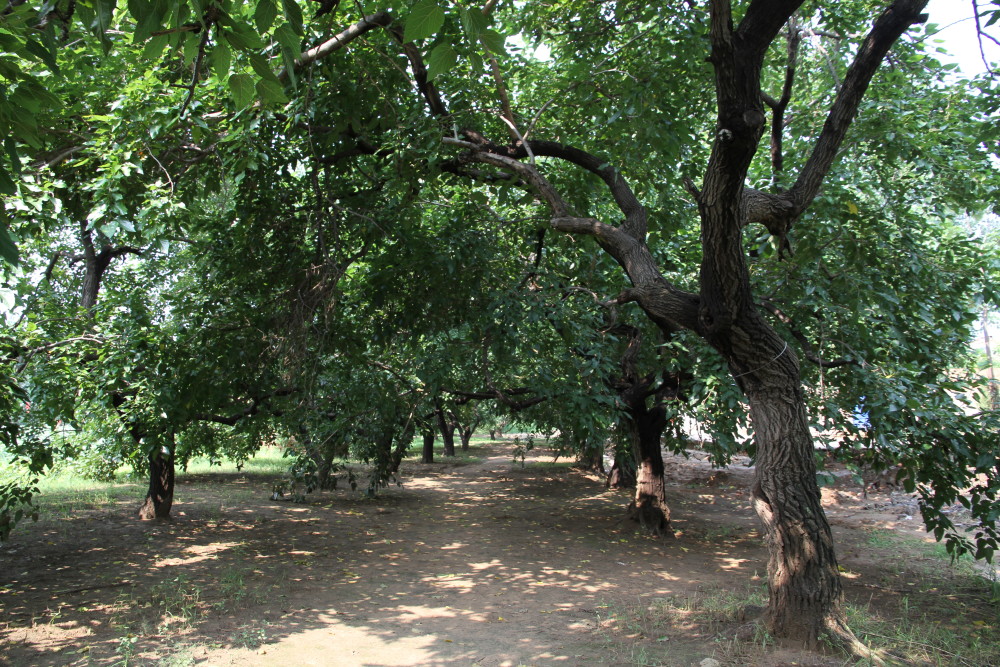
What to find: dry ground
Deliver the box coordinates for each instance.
[1,440,997,666]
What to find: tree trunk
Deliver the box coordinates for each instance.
[626,402,671,537]
[983,307,999,410]
[606,451,637,489]
[437,406,456,457]
[422,430,435,463]
[389,418,415,474]
[138,449,174,520]
[748,381,848,648]
[459,425,474,451]
[575,446,605,474]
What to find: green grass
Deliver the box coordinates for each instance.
[0,447,294,522]
[847,596,1000,666]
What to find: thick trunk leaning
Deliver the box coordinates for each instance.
[748,381,848,648]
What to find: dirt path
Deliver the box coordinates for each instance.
[192,444,746,667]
[0,441,991,666]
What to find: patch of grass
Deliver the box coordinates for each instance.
[232,624,267,650]
[594,583,772,666]
[149,574,205,631]
[155,645,197,667]
[847,595,1000,666]
[215,565,266,610]
[402,441,485,465]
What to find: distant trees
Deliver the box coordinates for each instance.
[0,0,998,653]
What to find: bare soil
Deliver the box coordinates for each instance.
[0,440,995,666]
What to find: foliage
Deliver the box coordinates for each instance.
[0,0,997,599]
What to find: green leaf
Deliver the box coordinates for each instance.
[142,34,169,61]
[255,0,278,32]
[256,78,289,106]
[282,0,305,36]
[480,29,506,55]
[459,7,488,38]
[404,0,446,43]
[24,39,58,73]
[229,73,256,108]
[134,0,169,42]
[0,166,14,195]
[274,22,302,60]
[250,54,280,82]
[0,222,19,266]
[224,21,266,50]
[5,137,19,176]
[211,42,232,80]
[427,43,458,79]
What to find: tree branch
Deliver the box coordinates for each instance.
[443,137,702,333]
[788,0,930,214]
[279,11,393,80]
[191,388,298,426]
[386,25,449,117]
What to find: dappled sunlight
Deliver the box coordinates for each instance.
[716,556,751,570]
[1,442,806,665]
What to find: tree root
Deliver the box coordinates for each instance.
[819,615,887,666]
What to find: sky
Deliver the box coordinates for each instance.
[924,0,1000,76]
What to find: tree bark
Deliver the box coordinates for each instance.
[624,393,672,537]
[138,449,174,520]
[422,429,435,463]
[436,404,456,457]
[606,451,637,489]
[746,369,848,648]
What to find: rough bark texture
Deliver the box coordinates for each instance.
[437,406,456,457]
[606,452,637,489]
[748,376,847,647]
[622,384,672,537]
[138,450,174,520]
[422,430,435,464]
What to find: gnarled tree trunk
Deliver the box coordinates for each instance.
[436,402,456,457]
[748,380,846,647]
[422,429,435,463]
[623,387,671,537]
[138,449,174,520]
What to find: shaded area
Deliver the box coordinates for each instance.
[1,442,995,666]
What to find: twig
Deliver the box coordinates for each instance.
[972,0,999,76]
[145,143,175,194]
[498,115,534,164]
[179,28,211,119]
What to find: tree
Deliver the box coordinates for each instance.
[2,0,999,654]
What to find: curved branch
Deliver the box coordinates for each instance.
[458,136,648,240]
[386,25,449,117]
[787,1,929,214]
[443,138,702,334]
